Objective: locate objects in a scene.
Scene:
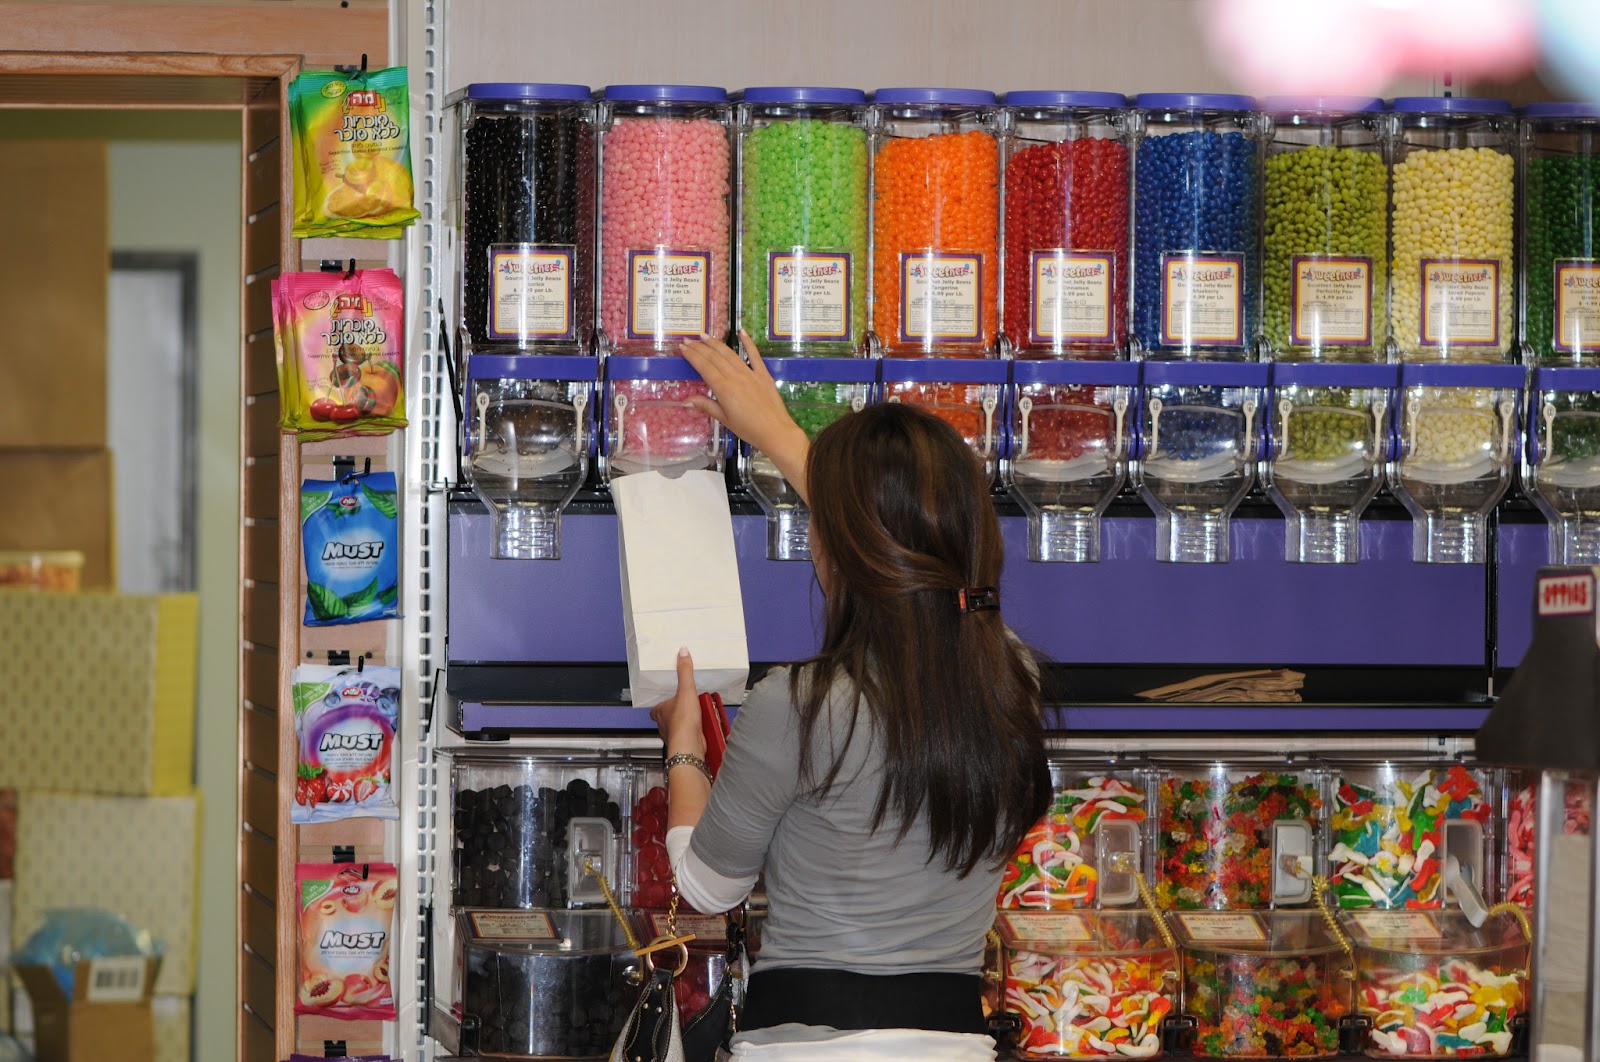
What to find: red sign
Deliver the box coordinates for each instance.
[1538,573,1594,616]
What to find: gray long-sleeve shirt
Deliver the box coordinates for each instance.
[688,666,1000,974]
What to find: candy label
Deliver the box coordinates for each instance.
[767,249,852,343]
[468,909,558,940]
[627,248,711,341]
[489,244,575,341]
[1176,912,1266,942]
[899,251,983,343]
[1419,258,1502,347]
[1029,250,1115,346]
[647,912,725,942]
[1537,572,1594,616]
[1160,252,1244,347]
[1290,255,1373,346]
[1348,911,1441,942]
[1000,912,1094,944]
[1555,259,1600,355]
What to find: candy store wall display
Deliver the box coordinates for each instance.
[1521,104,1600,367]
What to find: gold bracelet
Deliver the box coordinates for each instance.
[665,752,712,782]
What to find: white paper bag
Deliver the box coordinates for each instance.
[613,469,750,707]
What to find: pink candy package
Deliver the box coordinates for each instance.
[273,268,407,440]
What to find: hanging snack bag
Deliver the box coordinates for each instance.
[296,862,398,1020]
[290,67,419,238]
[301,471,400,626]
[291,664,400,824]
[273,268,406,439]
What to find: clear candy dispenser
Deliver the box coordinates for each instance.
[455,908,638,1059]
[1525,367,1600,563]
[1173,909,1353,1058]
[602,355,724,479]
[1154,759,1323,912]
[1519,102,1600,366]
[881,358,1008,482]
[995,910,1179,1059]
[1005,360,1135,563]
[1345,908,1529,1058]
[1134,361,1267,563]
[450,83,596,355]
[741,355,875,560]
[1388,363,1523,564]
[1262,362,1397,564]
[999,759,1150,912]
[464,355,596,560]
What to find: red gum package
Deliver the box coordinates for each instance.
[296,862,398,1020]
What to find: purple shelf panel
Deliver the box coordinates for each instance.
[1496,521,1547,669]
[454,701,1490,734]
[451,509,1487,668]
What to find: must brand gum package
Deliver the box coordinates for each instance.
[296,862,398,1021]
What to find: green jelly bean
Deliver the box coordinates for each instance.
[778,380,858,440]
[1262,145,1388,359]
[740,120,869,354]
[1525,154,1600,362]
[1280,386,1378,463]
[1541,391,1600,462]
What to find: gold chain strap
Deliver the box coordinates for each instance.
[1108,851,1176,949]
[1311,875,1354,958]
[583,856,642,952]
[1486,901,1533,943]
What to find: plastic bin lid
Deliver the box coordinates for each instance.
[1013,359,1139,386]
[1003,90,1127,109]
[468,354,599,381]
[765,356,878,383]
[464,83,592,101]
[1141,360,1269,387]
[880,357,1007,384]
[1271,362,1399,388]
[1390,96,1512,115]
[604,84,728,103]
[873,87,996,107]
[1135,92,1256,111]
[1522,101,1600,119]
[605,355,705,382]
[742,86,866,105]
[1532,366,1600,390]
[1399,362,1525,388]
[1260,94,1384,115]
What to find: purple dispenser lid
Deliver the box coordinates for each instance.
[1260,95,1384,115]
[603,84,728,103]
[1003,91,1127,109]
[1390,96,1512,115]
[1013,359,1139,386]
[468,355,598,381]
[880,357,1008,384]
[1399,363,1525,388]
[1522,102,1600,119]
[1271,362,1399,388]
[765,357,878,383]
[604,355,705,382]
[1141,361,1269,387]
[464,83,592,101]
[742,87,867,105]
[1532,367,1600,391]
[1135,92,1256,112]
[873,87,997,107]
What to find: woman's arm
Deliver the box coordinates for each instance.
[652,648,711,831]
[679,331,812,506]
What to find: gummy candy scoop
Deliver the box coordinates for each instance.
[1445,854,1491,929]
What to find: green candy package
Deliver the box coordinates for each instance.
[302,472,400,626]
[291,67,419,238]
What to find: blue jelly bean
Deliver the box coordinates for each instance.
[1133,130,1258,355]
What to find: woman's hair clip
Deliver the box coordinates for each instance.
[956,587,999,613]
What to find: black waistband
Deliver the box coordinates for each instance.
[739,968,987,1035]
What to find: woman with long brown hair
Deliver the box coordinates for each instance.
[653,331,1049,1061]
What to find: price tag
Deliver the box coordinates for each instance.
[1000,912,1094,944]
[647,912,725,942]
[1349,911,1442,942]
[1176,912,1266,943]
[468,910,558,941]
[84,957,148,1003]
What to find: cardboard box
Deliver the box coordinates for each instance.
[0,591,197,796]
[0,451,114,589]
[13,793,198,995]
[13,957,158,1062]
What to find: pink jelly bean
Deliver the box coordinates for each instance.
[601,116,731,351]
[611,379,715,463]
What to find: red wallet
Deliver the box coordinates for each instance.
[699,692,731,778]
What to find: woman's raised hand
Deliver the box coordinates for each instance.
[679,330,812,504]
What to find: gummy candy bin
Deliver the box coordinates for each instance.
[1327,762,1491,911]
[1500,769,1593,908]
[1154,760,1321,911]
[999,764,1148,911]
[1348,909,1527,1058]
[456,908,638,1059]
[995,910,1178,1059]
[1176,910,1352,1058]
